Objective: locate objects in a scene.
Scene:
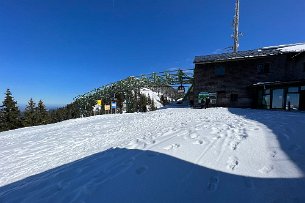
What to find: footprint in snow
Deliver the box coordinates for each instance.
[183,132,199,140]
[259,165,274,174]
[243,178,254,189]
[269,150,277,158]
[136,166,148,175]
[190,132,199,139]
[193,140,204,145]
[163,144,180,150]
[211,127,219,135]
[227,156,239,171]
[229,141,240,151]
[127,139,147,149]
[207,174,219,192]
[146,152,159,158]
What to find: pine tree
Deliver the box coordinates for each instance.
[49,109,58,123]
[160,95,165,105]
[150,99,156,111]
[66,102,80,119]
[139,94,148,112]
[160,94,169,105]
[36,100,49,125]
[0,89,22,131]
[147,94,152,105]
[126,91,135,113]
[132,90,139,112]
[23,98,38,127]
[116,93,124,114]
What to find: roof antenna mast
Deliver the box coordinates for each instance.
[232,0,240,53]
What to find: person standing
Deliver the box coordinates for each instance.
[201,98,205,109]
[205,97,210,109]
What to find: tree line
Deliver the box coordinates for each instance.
[0,89,51,132]
[74,76,178,116]
[92,91,160,115]
[0,89,167,132]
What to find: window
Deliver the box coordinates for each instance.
[263,95,271,109]
[272,89,284,109]
[286,86,300,110]
[257,64,264,74]
[230,94,238,102]
[264,63,270,73]
[301,86,305,91]
[288,87,299,93]
[286,94,300,110]
[264,89,270,94]
[303,62,305,72]
[262,88,271,109]
[257,63,270,74]
[215,66,225,76]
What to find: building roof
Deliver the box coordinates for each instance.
[194,43,305,64]
[252,80,305,87]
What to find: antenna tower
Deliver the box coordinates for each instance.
[232,0,240,53]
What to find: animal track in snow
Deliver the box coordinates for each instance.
[163,144,180,150]
[227,156,239,170]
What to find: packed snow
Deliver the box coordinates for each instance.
[0,108,305,202]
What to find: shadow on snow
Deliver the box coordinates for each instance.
[228,108,305,177]
[1,147,305,203]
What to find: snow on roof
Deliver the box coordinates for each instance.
[277,43,305,52]
[194,42,305,64]
[261,42,305,50]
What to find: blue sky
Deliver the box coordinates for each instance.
[0,0,304,107]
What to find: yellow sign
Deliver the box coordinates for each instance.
[97,100,102,106]
[104,105,110,111]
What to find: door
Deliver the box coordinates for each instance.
[217,91,227,107]
[300,91,305,111]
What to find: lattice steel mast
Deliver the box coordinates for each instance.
[232,0,240,53]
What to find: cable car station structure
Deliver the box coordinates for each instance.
[73,69,194,115]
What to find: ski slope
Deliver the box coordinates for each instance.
[0,108,305,202]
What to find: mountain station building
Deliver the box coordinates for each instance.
[193,43,305,111]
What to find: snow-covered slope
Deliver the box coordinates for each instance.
[140,88,163,109]
[1,108,305,202]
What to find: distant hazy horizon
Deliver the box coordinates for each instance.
[18,104,66,112]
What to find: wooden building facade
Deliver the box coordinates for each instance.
[193,43,305,110]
